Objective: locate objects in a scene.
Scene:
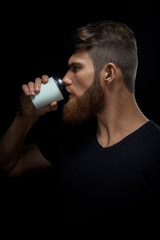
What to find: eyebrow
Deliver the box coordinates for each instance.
[68,61,83,68]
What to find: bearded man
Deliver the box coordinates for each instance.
[0,20,160,217]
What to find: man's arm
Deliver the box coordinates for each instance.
[8,143,54,177]
[0,75,57,176]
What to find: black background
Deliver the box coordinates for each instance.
[0,1,160,223]
[1,1,159,134]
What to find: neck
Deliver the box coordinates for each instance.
[96,91,148,147]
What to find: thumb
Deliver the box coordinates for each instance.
[37,101,58,116]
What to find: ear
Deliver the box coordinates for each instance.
[103,63,116,84]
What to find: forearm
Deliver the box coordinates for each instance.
[0,112,38,174]
[0,75,58,175]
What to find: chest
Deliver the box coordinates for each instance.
[58,140,157,206]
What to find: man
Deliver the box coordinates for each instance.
[0,20,160,216]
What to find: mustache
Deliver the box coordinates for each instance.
[66,86,76,95]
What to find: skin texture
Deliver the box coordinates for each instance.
[62,50,105,124]
[63,50,95,96]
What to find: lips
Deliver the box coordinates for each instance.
[66,87,75,97]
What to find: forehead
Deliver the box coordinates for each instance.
[68,49,93,66]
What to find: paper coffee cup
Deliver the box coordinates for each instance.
[30,75,68,109]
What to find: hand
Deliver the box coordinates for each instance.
[20,75,58,119]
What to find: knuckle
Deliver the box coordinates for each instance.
[28,81,33,86]
[28,82,35,88]
[22,84,27,90]
[42,75,49,83]
[35,77,42,83]
[35,77,41,80]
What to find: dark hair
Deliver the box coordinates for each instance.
[66,20,138,93]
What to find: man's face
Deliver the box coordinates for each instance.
[62,49,105,124]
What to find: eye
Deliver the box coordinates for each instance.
[72,66,80,72]
[70,64,81,73]
[68,63,82,73]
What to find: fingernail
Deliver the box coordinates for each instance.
[30,91,35,95]
[43,77,48,82]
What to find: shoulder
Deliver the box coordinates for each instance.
[139,120,160,159]
[145,120,160,138]
[137,120,160,149]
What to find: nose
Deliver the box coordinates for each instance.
[62,73,73,86]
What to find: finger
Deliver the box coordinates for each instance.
[40,102,58,115]
[41,75,49,84]
[28,81,36,95]
[34,77,42,92]
[50,101,58,111]
[22,84,29,96]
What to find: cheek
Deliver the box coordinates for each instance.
[75,71,94,96]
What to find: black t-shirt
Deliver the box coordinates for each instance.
[37,119,160,216]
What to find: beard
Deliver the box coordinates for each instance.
[62,78,105,125]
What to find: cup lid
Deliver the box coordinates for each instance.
[52,75,69,100]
